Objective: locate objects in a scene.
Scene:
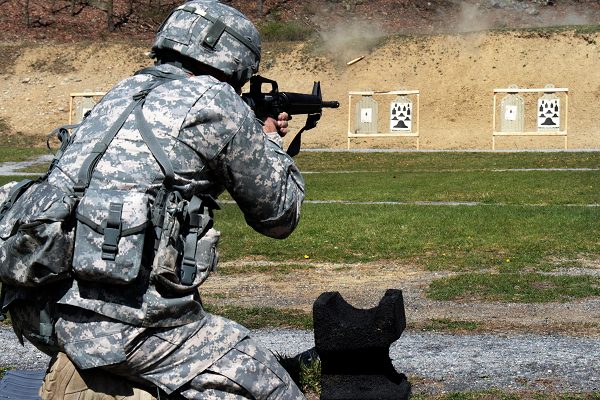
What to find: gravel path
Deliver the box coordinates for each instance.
[0,155,53,176]
[2,326,599,395]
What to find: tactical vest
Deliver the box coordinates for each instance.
[0,67,221,319]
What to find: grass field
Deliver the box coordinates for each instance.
[213,151,599,304]
[1,150,598,304]
[0,150,598,397]
[214,151,599,398]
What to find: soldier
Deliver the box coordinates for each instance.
[2,0,306,398]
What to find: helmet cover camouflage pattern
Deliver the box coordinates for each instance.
[152,0,261,86]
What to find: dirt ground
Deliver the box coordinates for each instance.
[1,29,599,150]
[201,260,600,337]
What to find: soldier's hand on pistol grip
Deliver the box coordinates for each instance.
[262,112,291,137]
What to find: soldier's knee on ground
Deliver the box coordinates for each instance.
[40,352,157,400]
[182,337,306,400]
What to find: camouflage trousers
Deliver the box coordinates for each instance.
[10,300,305,399]
[100,322,306,399]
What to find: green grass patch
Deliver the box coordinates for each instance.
[419,318,481,332]
[203,303,312,330]
[259,21,315,42]
[295,152,600,172]
[0,147,48,163]
[216,152,598,273]
[0,132,46,147]
[277,353,321,397]
[215,203,599,271]
[303,170,599,205]
[297,358,321,396]
[427,273,600,303]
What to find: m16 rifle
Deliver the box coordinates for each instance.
[241,75,340,157]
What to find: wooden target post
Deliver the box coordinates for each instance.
[492,86,569,150]
[347,90,420,150]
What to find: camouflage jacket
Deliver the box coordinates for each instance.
[46,63,304,327]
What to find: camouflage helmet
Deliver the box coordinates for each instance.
[152,0,261,86]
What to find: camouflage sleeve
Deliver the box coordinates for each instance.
[0,181,18,205]
[182,82,305,239]
[224,119,305,239]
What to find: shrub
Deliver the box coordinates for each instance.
[259,21,315,42]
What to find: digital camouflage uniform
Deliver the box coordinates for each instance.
[4,57,306,400]
[2,1,307,397]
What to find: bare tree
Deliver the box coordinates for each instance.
[23,0,30,27]
[107,0,113,30]
[86,0,114,30]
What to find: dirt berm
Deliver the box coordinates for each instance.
[1,29,599,151]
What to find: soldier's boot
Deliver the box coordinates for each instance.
[40,352,157,400]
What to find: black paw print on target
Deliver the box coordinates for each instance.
[539,99,559,127]
[391,102,411,130]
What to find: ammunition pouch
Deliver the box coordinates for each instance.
[0,181,76,287]
[151,189,218,295]
[72,190,150,284]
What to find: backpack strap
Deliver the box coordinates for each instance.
[47,124,77,155]
[134,104,175,189]
[44,124,79,178]
[0,179,36,221]
[74,70,185,197]
[133,66,191,190]
[72,92,149,197]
